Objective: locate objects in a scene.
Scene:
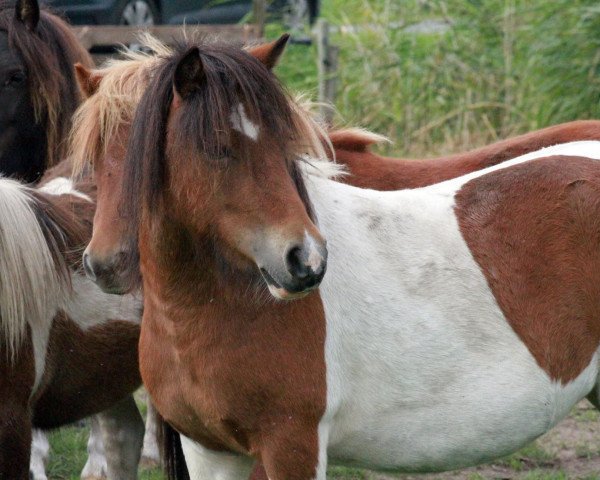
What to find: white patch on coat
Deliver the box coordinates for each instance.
[81,416,108,480]
[30,430,50,480]
[61,273,142,329]
[230,103,259,141]
[39,177,92,202]
[180,434,254,479]
[141,398,161,464]
[301,140,600,474]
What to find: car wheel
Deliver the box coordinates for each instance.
[115,0,160,26]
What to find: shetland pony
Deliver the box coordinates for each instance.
[69,36,600,479]
[0,170,146,479]
[0,0,92,182]
[115,37,600,479]
[329,121,600,189]
[0,0,159,475]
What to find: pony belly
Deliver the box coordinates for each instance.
[326,355,598,473]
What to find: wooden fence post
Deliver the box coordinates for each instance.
[316,19,339,125]
[253,0,267,38]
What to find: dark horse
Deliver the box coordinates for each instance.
[0,0,92,183]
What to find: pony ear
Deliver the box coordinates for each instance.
[173,47,204,101]
[15,0,40,31]
[247,34,290,70]
[74,63,102,98]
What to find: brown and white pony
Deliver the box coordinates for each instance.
[70,36,600,295]
[0,166,147,480]
[74,36,600,479]
[0,0,159,476]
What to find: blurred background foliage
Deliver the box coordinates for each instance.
[272,0,600,156]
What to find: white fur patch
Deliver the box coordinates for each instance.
[300,140,600,474]
[230,103,259,141]
[81,416,107,479]
[30,430,50,480]
[61,274,142,330]
[180,434,254,478]
[39,177,92,202]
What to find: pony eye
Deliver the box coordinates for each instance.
[3,71,26,87]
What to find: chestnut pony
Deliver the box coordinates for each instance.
[75,36,600,479]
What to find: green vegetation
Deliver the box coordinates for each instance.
[273,0,600,156]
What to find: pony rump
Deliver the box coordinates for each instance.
[0,178,69,361]
[0,1,93,168]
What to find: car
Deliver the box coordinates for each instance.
[45,0,319,29]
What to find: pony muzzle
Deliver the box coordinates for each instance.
[82,248,130,295]
[258,235,328,300]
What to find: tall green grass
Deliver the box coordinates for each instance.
[274,0,600,156]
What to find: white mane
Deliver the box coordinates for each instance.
[0,178,65,361]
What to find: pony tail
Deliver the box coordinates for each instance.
[157,413,190,480]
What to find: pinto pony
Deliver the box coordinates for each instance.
[74,35,600,479]
[0,168,147,480]
[70,36,600,295]
[0,0,160,475]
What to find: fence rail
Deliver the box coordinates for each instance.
[72,24,262,51]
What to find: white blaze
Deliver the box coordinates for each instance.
[230,103,259,141]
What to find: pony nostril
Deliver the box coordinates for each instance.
[82,252,97,281]
[285,246,310,280]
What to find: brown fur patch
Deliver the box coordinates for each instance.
[0,329,35,479]
[455,155,600,383]
[139,225,326,477]
[32,312,141,429]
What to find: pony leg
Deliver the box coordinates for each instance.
[259,423,328,480]
[140,395,160,467]
[29,430,50,480]
[97,395,144,480]
[587,377,600,410]
[81,415,107,479]
[0,402,32,480]
[179,434,254,480]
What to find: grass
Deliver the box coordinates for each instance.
[270,0,600,157]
